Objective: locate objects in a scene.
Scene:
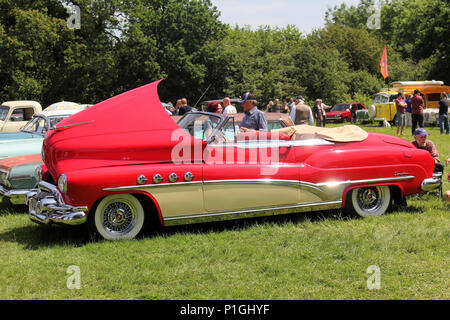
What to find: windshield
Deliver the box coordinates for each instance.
[21,115,69,134]
[0,106,9,121]
[331,104,351,111]
[373,94,390,104]
[22,116,48,134]
[177,112,225,142]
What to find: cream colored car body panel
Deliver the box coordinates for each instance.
[0,101,42,133]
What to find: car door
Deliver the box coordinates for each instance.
[202,134,300,213]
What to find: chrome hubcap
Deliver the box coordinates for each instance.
[102,201,136,234]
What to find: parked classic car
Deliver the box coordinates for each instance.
[0,101,42,133]
[371,81,450,125]
[26,80,440,240]
[1,111,291,206]
[326,103,367,123]
[0,105,89,159]
[0,154,42,205]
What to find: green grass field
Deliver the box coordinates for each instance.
[0,124,448,300]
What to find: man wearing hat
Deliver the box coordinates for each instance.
[239,92,267,132]
[411,128,443,173]
[290,95,314,126]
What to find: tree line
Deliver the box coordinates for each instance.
[0,0,448,108]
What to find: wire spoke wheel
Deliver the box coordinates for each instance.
[102,201,136,234]
[94,194,145,240]
[348,186,391,218]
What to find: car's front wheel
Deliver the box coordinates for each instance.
[91,194,146,240]
[345,186,391,218]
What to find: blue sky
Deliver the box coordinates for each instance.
[210,0,362,34]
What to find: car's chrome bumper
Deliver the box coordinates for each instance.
[0,185,30,205]
[421,176,441,192]
[27,181,88,226]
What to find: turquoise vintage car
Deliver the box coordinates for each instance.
[0,106,88,159]
[0,154,43,205]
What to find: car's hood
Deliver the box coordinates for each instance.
[0,154,42,172]
[326,111,347,116]
[43,79,204,179]
[0,131,41,141]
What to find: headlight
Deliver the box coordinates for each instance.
[58,174,67,194]
[35,166,42,182]
[0,171,11,188]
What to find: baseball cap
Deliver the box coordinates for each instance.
[413,128,428,136]
[238,92,256,103]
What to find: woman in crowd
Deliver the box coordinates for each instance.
[282,99,290,114]
[313,99,326,127]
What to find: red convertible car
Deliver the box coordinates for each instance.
[27,80,440,240]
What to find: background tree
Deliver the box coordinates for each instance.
[1,0,448,109]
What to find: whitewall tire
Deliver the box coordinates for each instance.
[347,186,391,218]
[93,194,145,240]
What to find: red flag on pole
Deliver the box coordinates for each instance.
[380,46,389,79]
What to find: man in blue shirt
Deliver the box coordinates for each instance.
[239,92,268,131]
[405,94,412,127]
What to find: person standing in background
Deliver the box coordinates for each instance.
[272,99,282,113]
[291,95,314,126]
[438,92,449,135]
[287,98,295,112]
[411,89,425,135]
[239,92,268,132]
[313,99,326,127]
[282,99,290,114]
[395,93,407,136]
[222,97,237,114]
[175,99,183,115]
[405,94,413,127]
[178,98,192,116]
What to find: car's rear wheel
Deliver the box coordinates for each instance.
[92,194,146,240]
[346,186,391,218]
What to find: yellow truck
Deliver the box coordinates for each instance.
[369,81,450,125]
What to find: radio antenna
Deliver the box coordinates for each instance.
[193,84,212,111]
